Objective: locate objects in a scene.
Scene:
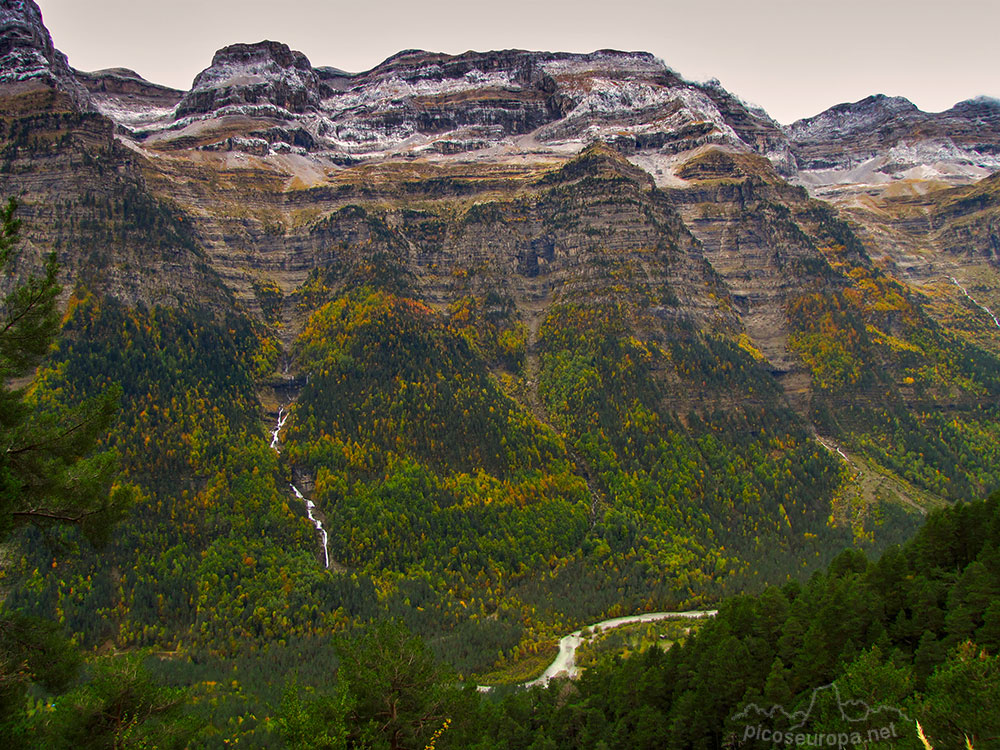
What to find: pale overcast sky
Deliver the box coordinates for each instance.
[35,0,999,124]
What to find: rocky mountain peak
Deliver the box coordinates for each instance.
[75,67,184,129]
[365,47,664,84]
[786,93,1000,184]
[945,96,1000,123]
[74,67,183,98]
[788,94,921,142]
[209,40,313,73]
[176,40,322,118]
[0,4,787,168]
[0,0,89,106]
[142,42,773,163]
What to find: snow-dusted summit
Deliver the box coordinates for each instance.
[94,43,790,167]
[789,94,1000,189]
[0,0,89,107]
[2,0,998,193]
[177,41,324,119]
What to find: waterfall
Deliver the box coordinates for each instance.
[270,407,288,451]
[292,484,329,569]
[271,406,331,569]
[950,276,1000,328]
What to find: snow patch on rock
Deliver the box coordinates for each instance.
[0,0,90,106]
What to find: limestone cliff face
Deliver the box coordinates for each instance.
[788,94,1000,189]
[91,42,786,165]
[177,41,324,119]
[828,170,1000,357]
[663,151,845,412]
[0,105,232,309]
[4,5,997,196]
[324,47,574,149]
[0,0,90,111]
[132,143,735,347]
[76,68,183,103]
[1,5,999,462]
[931,172,1000,261]
[786,95,1000,359]
[830,171,1000,278]
[789,95,925,170]
[74,68,183,131]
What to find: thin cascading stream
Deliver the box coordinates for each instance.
[271,406,331,569]
[950,276,1000,328]
[270,406,289,450]
[292,485,330,569]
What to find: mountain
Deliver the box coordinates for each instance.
[0,0,89,110]
[2,0,1000,728]
[788,93,1000,192]
[93,40,793,174]
[74,67,184,129]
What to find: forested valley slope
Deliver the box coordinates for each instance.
[2,0,1000,746]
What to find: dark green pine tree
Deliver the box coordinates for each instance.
[0,197,133,741]
[44,654,197,750]
[335,620,461,750]
[0,197,129,544]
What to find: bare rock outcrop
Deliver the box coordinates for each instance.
[0,0,89,110]
[177,41,323,119]
[788,94,1000,186]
